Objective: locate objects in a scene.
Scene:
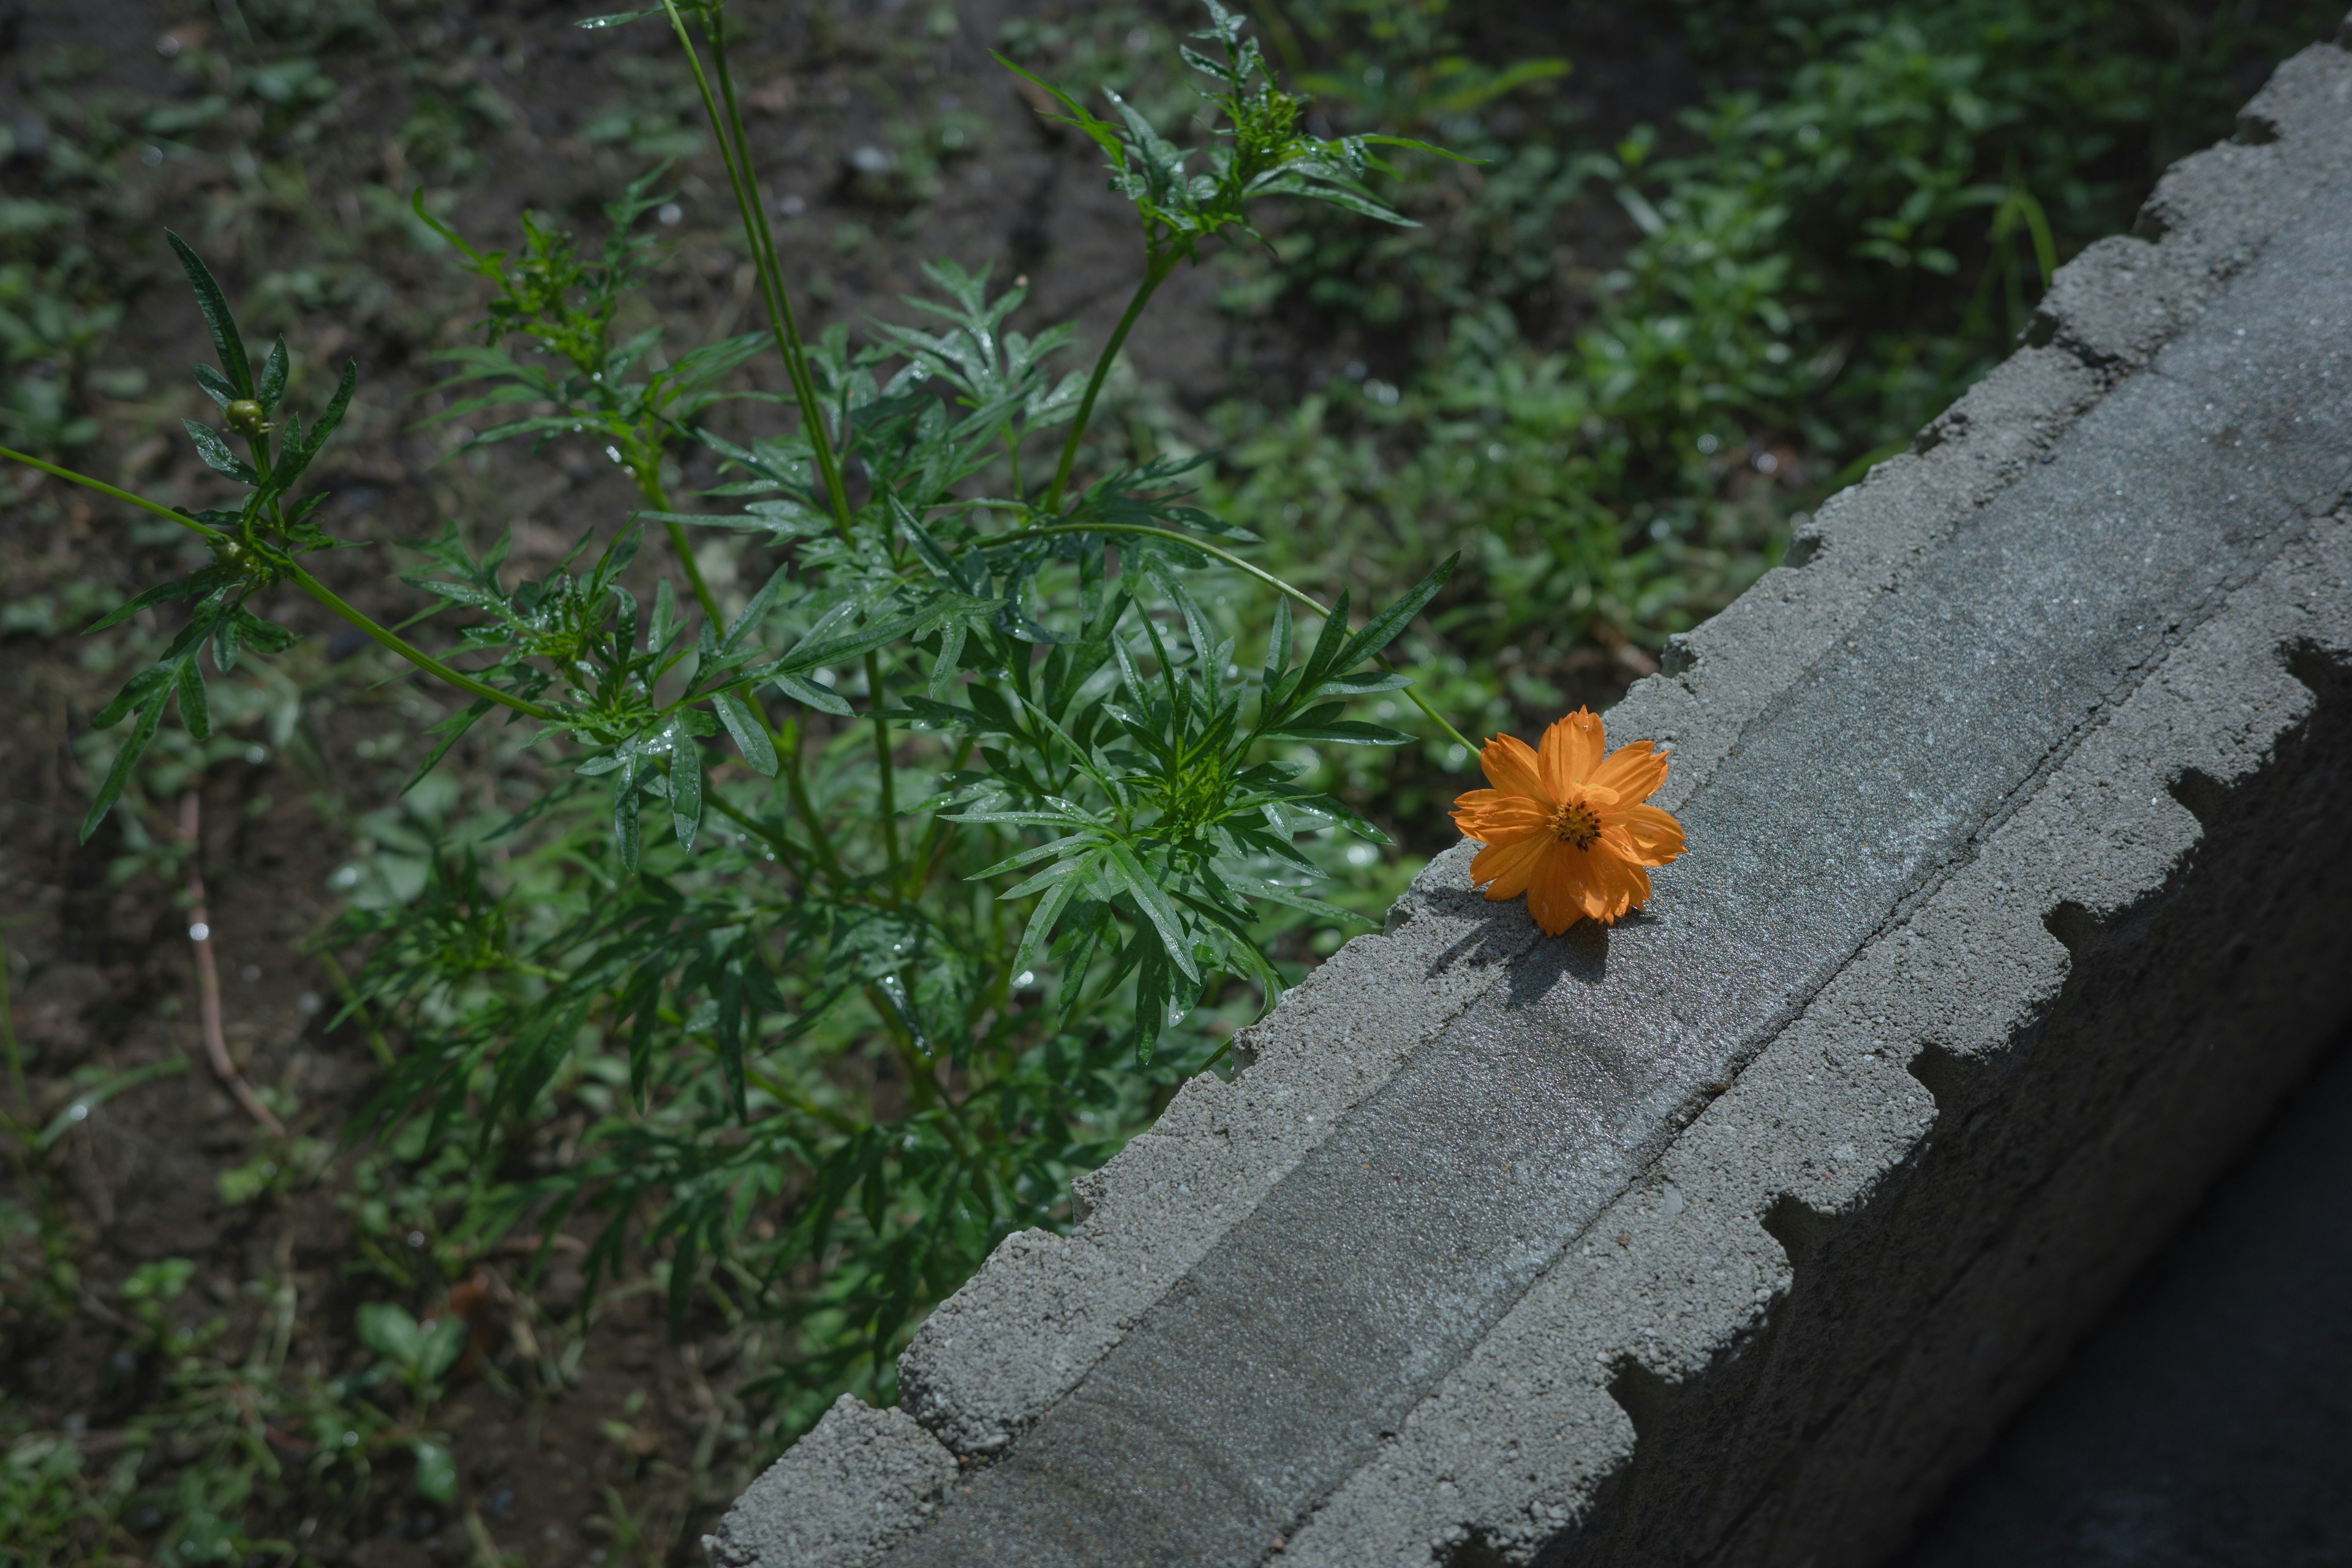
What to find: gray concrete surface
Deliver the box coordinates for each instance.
[1888,1029,2352,1568]
[703,1397,954,1568]
[707,31,2352,1568]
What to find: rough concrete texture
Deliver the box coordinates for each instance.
[896,866,1546,1457]
[702,1396,954,1568]
[708,33,2352,1568]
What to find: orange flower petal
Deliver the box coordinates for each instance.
[1526,843,1596,936]
[1471,833,1551,901]
[1589,739,1669,804]
[1452,712,1684,938]
[1602,802,1686,865]
[1539,708,1605,796]
[1453,793,1551,843]
[1591,848,1653,924]
[1477,733,1550,802]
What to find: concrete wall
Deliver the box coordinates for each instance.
[707,26,2352,1568]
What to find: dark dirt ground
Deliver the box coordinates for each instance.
[0,1,1682,1561]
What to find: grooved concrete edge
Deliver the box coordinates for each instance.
[1278,508,2352,1567]
[706,32,2352,1567]
[704,1396,954,1568]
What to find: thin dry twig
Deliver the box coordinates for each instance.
[181,788,287,1137]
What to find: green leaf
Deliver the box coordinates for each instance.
[166,230,252,398]
[1011,853,1093,979]
[1050,903,1112,1033]
[1314,669,1412,698]
[356,1300,424,1362]
[1104,840,1199,985]
[81,698,164,841]
[1310,793,1393,848]
[271,360,357,493]
[720,566,792,658]
[257,335,290,412]
[404,699,492,796]
[183,420,259,486]
[1337,553,1457,672]
[1247,884,1377,927]
[1264,718,1409,746]
[410,1439,457,1503]
[714,692,777,775]
[86,575,207,635]
[1262,595,1292,687]
[669,742,703,851]
[34,1058,187,1150]
[612,763,642,872]
[175,658,211,741]
[420,1316,469,1380]
[91,665,172,729]
[191,363,236,409]
[773,672,854,717]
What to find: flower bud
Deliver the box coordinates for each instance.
[225,398,268,437]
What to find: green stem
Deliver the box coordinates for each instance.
[662,519,723,628]
[1,445,222,539]
[777,719,846,883]
[662,0,854,538]
[864,650,900,883]
[1042,258,1172,514]
[1014,522,1476,752]
[2,445,560,724]
[287,567,562,723]
[637,470,725,630]
[311,949,396,1070]
[745,1065,861,1134]
[704,787,818,885]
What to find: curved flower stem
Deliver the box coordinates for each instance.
[662,0,854,539]
[864,650,902,886]
[703,785,821,888]
[636,472,725,630]
[1041,257,1174,515]
[2,444,562,725]
[1,444,222,540]
[1015,521,1477,753]
[284,567,562,722]
[775,717,847,884]
[684,21,915,851]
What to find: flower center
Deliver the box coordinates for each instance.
[1550,799,1602,850]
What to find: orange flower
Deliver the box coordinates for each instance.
[1449,708,1686,935]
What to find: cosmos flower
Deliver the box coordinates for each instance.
[1449,707,1686,935]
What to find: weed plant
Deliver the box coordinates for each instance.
[9,2,1466,1541]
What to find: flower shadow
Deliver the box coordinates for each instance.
[1504,915,1618,1009]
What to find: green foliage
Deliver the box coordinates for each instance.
[1001,0,1452,270]
[415,172,763,514]
[30,0,1457,1439]
[1187,0,2347,739]
[0,1416,105,1568]
[71,233,353,841]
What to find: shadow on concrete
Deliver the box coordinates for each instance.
[1888,1026,2352,1567]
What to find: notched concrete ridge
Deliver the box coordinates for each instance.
[704,31,2352,1568]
